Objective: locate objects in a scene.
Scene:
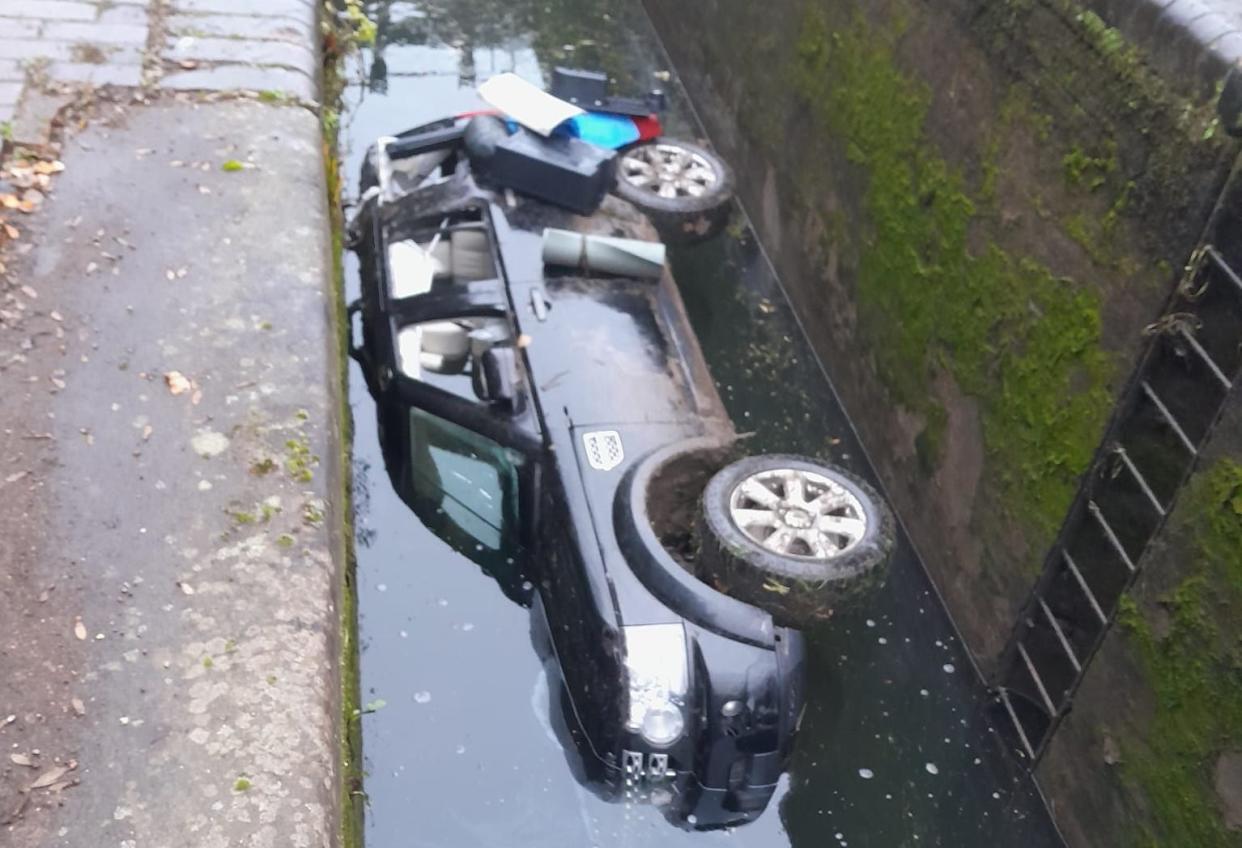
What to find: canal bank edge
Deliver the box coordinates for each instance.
[319,5,369,848]
[641,0,1242,845]
[0,2,357,847]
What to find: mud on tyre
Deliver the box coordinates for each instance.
[697,454,895,627]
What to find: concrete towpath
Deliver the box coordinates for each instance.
[0,2,345,846]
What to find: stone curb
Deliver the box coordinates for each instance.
[0,0,325,133]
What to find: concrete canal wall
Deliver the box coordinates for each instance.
[643,0,1242,844]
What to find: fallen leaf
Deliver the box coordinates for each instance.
[178,59,199,70]
[31,161,64,176]
[20,285,36,299]
[3,223,18,239]
[762,579,791,595]
[73,617,86,640]
[221,159,245,172]
[178,581,195,595]
[49,311,63,322]
[190,389,202,405]
[9,753,34,767]
[4,471,28,484]
[141,425,152,441]
[70,698,85,716]
[164,371,191,395]
[29,765,70,790]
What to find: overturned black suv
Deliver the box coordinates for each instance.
[348,109,894,830]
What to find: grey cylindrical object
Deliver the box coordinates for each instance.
[541,228,666,279]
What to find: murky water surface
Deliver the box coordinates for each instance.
[342,2,1065,845]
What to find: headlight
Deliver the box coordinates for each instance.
[641,704,685,746]
[623,624,688,748]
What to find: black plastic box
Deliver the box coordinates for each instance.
[551,67,666,117]
[485,129,617,216]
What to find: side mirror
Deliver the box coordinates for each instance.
[472,347,518,411]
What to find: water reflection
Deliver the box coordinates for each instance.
[344,1,1067,846]
[363,0,643,94]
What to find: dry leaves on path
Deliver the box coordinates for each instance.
[28,760,76,790]
[1,153,68,282]
[165,370,192,395]
[164,370,202,404]
[1,157,65,216]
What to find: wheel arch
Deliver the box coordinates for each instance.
[612,437,781,648]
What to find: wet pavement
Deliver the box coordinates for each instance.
[341,1,1066,845]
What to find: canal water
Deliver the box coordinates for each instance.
[340,1,1067,846]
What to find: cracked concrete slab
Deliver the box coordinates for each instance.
[0,99,341,848]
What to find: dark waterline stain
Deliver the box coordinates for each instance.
[341,1,1065,845]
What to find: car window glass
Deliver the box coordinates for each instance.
[408,407,522,549]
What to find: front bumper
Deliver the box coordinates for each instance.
[616,747,781,830]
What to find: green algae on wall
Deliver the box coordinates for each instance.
[791,9,1112,537]
[1117,459,1242,847]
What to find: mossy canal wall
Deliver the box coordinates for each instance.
[643,0,1242,843]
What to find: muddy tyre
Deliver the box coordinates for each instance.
[698,455,894,627]
[613,139,734,243]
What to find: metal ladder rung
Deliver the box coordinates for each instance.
[998,687,1038,762]
[1206,245,1242,297]
[1113,446,1166,516]
[1087,500,1136,573]
[1017,642,1060,716]
[1141,381,1198,455]
[1177,326,1233,390]
[1038,598,1082,673]
[1063,550,1109,626]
